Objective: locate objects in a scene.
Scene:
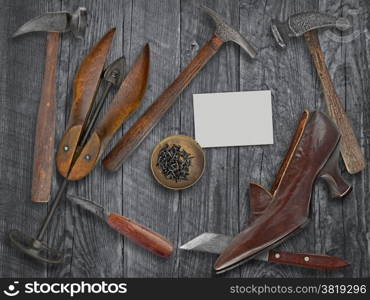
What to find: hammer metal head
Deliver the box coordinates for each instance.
[271,11,351,48]
[202,6,257,58]
[13,7,87,39]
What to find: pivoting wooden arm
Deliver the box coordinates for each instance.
[304,30,366,174]
[103,35,224,171]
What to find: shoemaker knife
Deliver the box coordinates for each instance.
[180,233,349,270]
[68,194,173,258]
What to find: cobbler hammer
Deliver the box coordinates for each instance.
[13,7,87,202]
[103,6,257,171]
[271,12,366,174]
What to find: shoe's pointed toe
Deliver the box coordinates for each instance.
[214,111,351,274]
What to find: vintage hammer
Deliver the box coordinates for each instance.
[103,6,257,171]
[271,12,366,174]
[13,7,87,202]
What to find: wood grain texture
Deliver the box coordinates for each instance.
[0,0,54,277]
[102,34,223,171]
[31,32,60,203]
[178,0,241,278]
[304,30,366,175]
[107,213,174,258]
[0,0,369,278]
[55,28,116,180]
[72,44,150,180]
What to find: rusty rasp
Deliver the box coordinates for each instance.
[180,233,350,270]
[102,6,257,172]
[67,194,174,258]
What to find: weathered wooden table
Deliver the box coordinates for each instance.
[0,0,369,278]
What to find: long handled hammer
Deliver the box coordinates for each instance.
[103,6,257,171]
[13,7,87,202]
[271,12,366,174]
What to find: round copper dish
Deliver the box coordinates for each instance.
[151,135,205,190]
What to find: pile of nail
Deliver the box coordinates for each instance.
[156,144,193,182]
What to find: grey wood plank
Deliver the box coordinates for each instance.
[0,0,369,278]
[178,0,241,278]
[46,0,126,277]
[118,0,181,277]
[319,0,369,278]
[359,0,370,279]
[238,0,327,278]
[0,0,59,277]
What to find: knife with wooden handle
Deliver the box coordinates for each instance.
[180,233,349,270]
[68,194,173,258]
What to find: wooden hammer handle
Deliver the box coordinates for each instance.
[31,32,60,202]
[103,35,224,171]
[304,30,366,174]
[107,213,174,258]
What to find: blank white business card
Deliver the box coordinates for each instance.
[193,91,273,148]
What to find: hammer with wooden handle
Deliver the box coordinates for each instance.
[13,7,87,202]
[271,11,366,174]
[102,6,257,171]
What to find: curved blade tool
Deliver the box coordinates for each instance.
[180,233,350,270]
[67,194,173,257]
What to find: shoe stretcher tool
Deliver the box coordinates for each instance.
[67,194,173,257]
[102,6,257,171]
[180,183,350,270]
[8,28,157,263]
[13,8,87,203]
[271,12,366,174]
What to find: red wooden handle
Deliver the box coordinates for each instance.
[107,213,174,258]
[31,32,60,202]
[269,250,350,270]
[103,35,224,171]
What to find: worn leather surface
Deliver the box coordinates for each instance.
[214,111,343,273]
[248,183,272,225]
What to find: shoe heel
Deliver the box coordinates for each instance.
[319,144,352,199]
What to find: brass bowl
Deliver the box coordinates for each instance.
[151,135,205,190]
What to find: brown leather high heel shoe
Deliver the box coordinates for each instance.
[214,110,352,273]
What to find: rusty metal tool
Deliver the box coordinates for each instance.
[102,6,257,171]
[271,12,366,174]
[13,7,87,203]
[181,180,350,271]
[9,29,154,263]
[181,233,349,270]
[68,194,173,257]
